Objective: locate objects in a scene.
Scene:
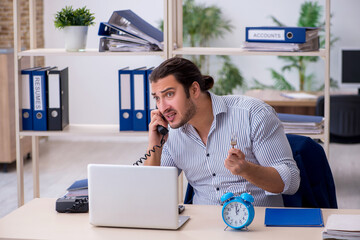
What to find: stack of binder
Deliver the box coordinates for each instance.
[21,66,69,131]
[277,113,324,134]
[242,26,320,52]
[118,66,155,131]
[98,10,163,52]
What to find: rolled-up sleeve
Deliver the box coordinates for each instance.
[250,105,300,195]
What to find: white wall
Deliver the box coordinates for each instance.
[44,0,164,125]
[44,0,360,125]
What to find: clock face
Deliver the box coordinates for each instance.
[222,201,249,228]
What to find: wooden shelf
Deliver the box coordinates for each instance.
[300,133,325,139]
[18,48,165,57]
[172,47,326,57]
[19,124,148,137]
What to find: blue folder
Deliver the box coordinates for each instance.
[264,208,324,227]
[246,26,319,43]
[32,66,57,131]
[277,113,323,123]
[132,67,148,131]
[67,179,88,191]
[146,67,155,127]
[98,22,121,36]
[118,67,133,131]
[21,66,43,130]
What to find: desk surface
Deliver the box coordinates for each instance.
[244,89,320,107]
[0,198,358,240]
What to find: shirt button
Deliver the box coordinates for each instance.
[212,173,216,177]
[216,187,220,191]
[206,153,210,157]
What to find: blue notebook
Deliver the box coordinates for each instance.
[277,113,323,123]
[66,179,88,191]
[265,208,324,227]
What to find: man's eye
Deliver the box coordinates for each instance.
[166,92,174,97]
[153,96,159,101]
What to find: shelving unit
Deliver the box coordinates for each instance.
[167,0,330,155]
[13,0,169,207]
[13,0,330,207]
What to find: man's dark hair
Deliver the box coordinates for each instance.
[150,57,214,98]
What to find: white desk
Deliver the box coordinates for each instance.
[0,198,358,240]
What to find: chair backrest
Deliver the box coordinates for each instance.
[283,134,337,208]
[184,134,338,208]
[316,95,360,142]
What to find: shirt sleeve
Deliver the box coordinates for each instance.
[160,143,176,167]
[250,105,300,195]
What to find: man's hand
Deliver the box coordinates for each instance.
[224,148,250,176]
[144,109,168,166]
[148,109,168,148]
[224,147,285,194]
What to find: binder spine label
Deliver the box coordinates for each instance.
[134,74,145,110]
[48,74,60,108]
[248,29,285,41]
[120,74,131,109]
[33,75,43,111]
[21,74,31,109]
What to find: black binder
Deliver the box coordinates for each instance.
[47,67,69,131]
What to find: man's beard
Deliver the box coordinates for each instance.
[170,98,196,129]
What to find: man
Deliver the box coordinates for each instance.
[145,57,300,207]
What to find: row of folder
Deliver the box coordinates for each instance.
[21,66,69,131]
[119,67,155,131]
[242,26,320,52]
[98,10,163,52]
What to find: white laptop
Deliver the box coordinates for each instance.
[87,164,190,230]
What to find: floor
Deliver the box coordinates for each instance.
[0,138,359,218]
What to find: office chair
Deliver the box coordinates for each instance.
[184,134,338,208]
[316,95,360,143]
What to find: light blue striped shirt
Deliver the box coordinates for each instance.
[161,92,300,207]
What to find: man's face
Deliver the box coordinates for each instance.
[151,75,196,129]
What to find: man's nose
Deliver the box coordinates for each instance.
[157,99,168,113]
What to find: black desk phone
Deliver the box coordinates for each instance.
[56,196,88,213]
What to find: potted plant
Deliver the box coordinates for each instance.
[54,6,95,52]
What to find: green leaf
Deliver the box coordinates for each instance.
[297,2,322,27]
[269,69,295,91]
[268,16,286,27]
[54,6,95,29]
[250,78,275,90]
[212,56,245,95]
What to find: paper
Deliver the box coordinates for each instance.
[242,36,319,52]
[281,92,318,99]
[326,214,360,232]
[323,214,360,239]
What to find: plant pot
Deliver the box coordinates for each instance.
[63,26,88,52]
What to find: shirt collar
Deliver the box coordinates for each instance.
[179,91,227,133]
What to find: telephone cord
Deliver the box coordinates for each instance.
[133,135,166,166]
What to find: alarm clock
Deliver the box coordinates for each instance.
[221,192,255,230]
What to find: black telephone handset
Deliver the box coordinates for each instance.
[133,124,168,166]
[157,125,169,136]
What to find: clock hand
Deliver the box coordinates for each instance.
[235,205,239,215]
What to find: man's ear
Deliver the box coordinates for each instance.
[190,81,201,98]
